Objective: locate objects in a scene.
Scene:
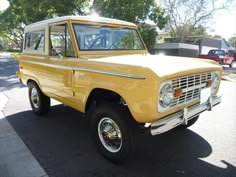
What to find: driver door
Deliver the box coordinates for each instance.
[45,23,75,102]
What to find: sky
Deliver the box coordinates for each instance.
[0,0,235,40]
[211,6,236,40]
[0,0,9,11]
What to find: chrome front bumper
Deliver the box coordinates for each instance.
[150,95,222,136]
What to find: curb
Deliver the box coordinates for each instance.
[0,90,49,177]
[0,91,9,111]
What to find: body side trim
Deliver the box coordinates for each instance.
[19,60,146,80]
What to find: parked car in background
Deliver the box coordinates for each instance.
[198,49,235,67]
[16,16,222,163]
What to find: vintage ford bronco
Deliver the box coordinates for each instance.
[16,16,222,163]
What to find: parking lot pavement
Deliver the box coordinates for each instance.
[222,66,236,82]
[0,114,49,177]
[1,53,236,177]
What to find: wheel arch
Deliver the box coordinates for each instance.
[85,88,128,113]
[27,79,37,85]
[27,79,42,90]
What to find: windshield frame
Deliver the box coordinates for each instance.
[72,23,146,52]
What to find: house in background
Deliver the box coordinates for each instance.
[200,38,232,54]
[151,42,199,57]
[156,31,171,43]
[151,36,234,58]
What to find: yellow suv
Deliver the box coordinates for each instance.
[16,16,222,163]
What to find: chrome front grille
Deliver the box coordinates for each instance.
[170,72,212,107]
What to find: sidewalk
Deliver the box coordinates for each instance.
[0,77,48,176]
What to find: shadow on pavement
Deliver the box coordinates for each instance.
[6,104,236,177]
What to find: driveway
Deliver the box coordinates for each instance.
[1,53,236,177]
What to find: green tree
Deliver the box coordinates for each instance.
[93,0,168,51]
[229,36,236,48]
[211,35,222,39]
[0,0,90,50]
[0,0,168,51]
[161,0,232,41]
[138,26,157,51]
[171,24,208,41]
[0,5,24,49]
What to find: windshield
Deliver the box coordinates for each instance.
[73,24,145,51]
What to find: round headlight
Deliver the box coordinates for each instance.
[212,72,219,92]
[159,84,174,107]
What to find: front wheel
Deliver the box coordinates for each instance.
[90,103,136,163]
[28,81,50,115]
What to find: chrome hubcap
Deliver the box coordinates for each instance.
[31,87,39,109]
[98,117,122,153]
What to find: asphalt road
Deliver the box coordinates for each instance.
[1,54,236,177]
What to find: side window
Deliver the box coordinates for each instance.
[208,50,214,55]
[24,30,45,51]
[50,24,75,57]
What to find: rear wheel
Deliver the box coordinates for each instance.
[28,81,50,115]
[90,103,137,163]
[230,61,236,68]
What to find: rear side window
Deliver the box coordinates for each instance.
[24,30,45,51]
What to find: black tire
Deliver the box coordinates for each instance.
[90,103,137,163]
[181,115,199,128]
[28,81,50,115]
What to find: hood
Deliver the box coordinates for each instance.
[90,54,221,78]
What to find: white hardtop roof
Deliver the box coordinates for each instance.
[25,15,136,30]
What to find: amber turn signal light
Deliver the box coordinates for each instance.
[207,81,212,87]
[174,89,183,97]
